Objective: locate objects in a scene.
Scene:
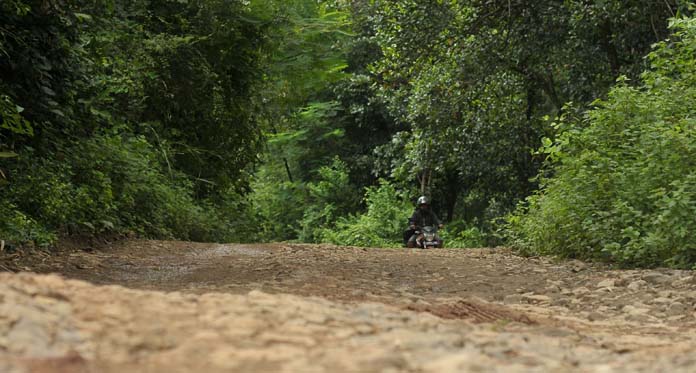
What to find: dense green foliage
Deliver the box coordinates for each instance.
[2,0,696,267]
[0,0,340,245]
[253,0,690,251]
[508,17,696,268]
[366,0,687,224]
[321,179,411,247]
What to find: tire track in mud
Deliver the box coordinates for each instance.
[407,300,537,324]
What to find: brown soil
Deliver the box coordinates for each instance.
[2,240,696,372]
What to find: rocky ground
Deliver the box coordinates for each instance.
[1,240,696,372]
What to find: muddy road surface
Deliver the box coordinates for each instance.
[2,240,696,372]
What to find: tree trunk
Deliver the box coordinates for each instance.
[283,158,294,183]
[600,19,621,78]
[268,123,294,183]
[444,170,460,222]
[419,168,430,195]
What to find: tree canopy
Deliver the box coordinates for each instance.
[2,0,695,267]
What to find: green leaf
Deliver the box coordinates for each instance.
[40,86,56,96]
[74,12,93,22]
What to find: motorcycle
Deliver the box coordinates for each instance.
[413,226,443,249]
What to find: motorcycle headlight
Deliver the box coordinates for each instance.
[425,232,435,240]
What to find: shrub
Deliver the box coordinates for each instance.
[298,157,361,242]
[2,131,256,244]
[507,17,696,268]
[440,220,486,248]
[0,200,56,247]
[250,179,306,242]
[320,180,411,247]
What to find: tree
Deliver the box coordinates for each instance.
[508,15,696,268]
[366,0,688,227]
[0,0,293,244]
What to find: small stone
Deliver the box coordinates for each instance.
[523,294,552,304]
[637,292,657,303]
[503,294,523,305]
[667,302,688,316]
[569,260,587,272]
[588,312,606,321]
[553,298,571,307]
[539,327,575,337]
[623,314,648,323]
[670,276,694,288]
[671,297,689,305]
[658,290,674,298]
[596,279,615,289]
[596,287,614,294]
[650,297,672,305]
[622,305,650,315]
[572,287,590,296]
[545,285,561,293]
[627,280,647,291]
[622,305,654,323]
[642,272,670,285]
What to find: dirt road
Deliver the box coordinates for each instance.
[2,240,696,372]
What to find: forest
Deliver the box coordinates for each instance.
[1,0,695,268]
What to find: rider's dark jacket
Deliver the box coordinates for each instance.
[408,208,441,228]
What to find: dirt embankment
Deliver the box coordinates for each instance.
[1,240,696,372]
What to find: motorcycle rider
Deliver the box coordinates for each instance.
[404,196,444,248]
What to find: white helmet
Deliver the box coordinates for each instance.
[417,196,429,205]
